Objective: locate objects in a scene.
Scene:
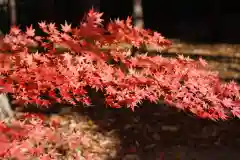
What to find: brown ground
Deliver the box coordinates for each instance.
[163,40,240,82]
[14,41,240,160]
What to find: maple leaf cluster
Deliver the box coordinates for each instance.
[0,114,116,159]
[0,9,239,120]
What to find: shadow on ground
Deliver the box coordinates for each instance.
[71,92,240,160]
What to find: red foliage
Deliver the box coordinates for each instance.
[0,115,102,159]
[0,9,239,121]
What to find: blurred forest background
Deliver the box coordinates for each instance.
[1,0,240,43]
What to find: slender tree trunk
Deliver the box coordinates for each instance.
[8,0,17,26]
[133,0,144,28]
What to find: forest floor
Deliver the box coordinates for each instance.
[3,40,240,160]
[162,40,240,83]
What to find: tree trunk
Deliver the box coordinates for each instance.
[133,0,144,28]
